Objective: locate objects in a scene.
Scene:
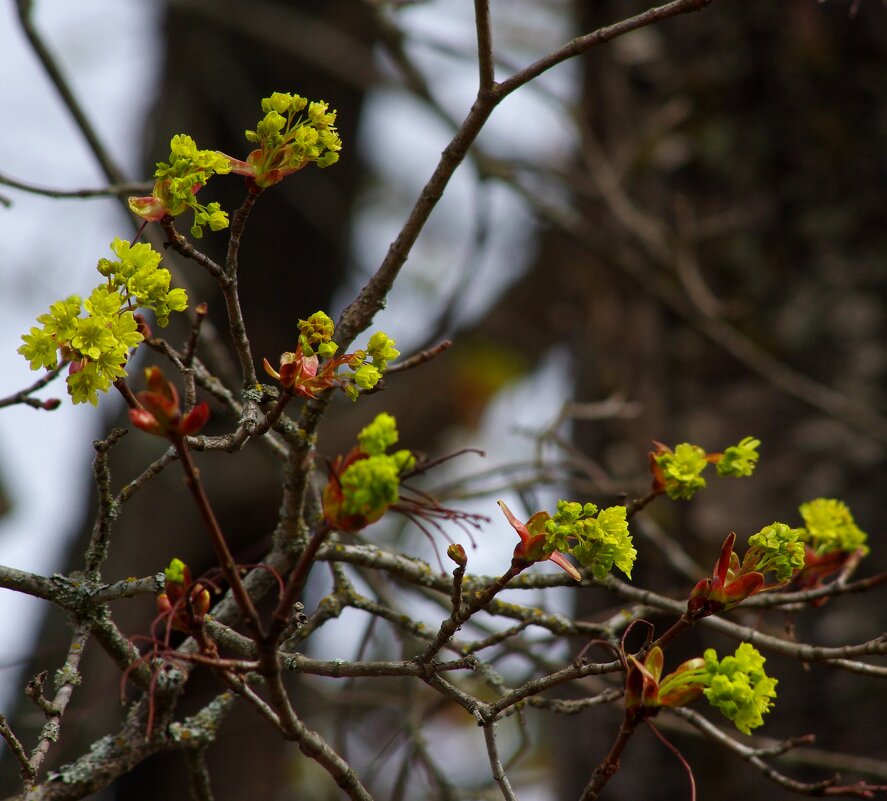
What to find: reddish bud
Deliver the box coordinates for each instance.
[156,592,172,616]
[129,408,167,437]
[128,194,168,222]
[134,314,153,339]
[795,547,852,589]
[687,532,768,619]
[180,402,210,436]
[447,543,468,568]
[498,500,581,581]
[624,654,661,713]
[158,559,211,631]
[648,445,667,493]
[129,367,210,439]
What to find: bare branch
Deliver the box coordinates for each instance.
[0,171,150,201]
[0,367,64,411]
[670,707,887,798]
[483,722,519,801]
[13,0,127,185]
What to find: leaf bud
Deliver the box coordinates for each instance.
[447,544,468,568]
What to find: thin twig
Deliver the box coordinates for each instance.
[473,0,495,93]
[25,626,91,784]
[496,0,713,98]
[384,340,452,375]
[0,171,149,200]
[84,428,128,578]
[670,707,887,797]
[184,747,215,801]
[0,366,64,411]
[215,188,263,385]
[483,722,519,801]
[13,0,127,185]
[645,720,696,801]
[0,713,33,783]
[417,559,528,663]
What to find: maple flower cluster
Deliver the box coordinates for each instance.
[18,238,188,405]
[789,497,869,594]
[228,92,342,187]
[20,91,341,410]
[742,522,807,582]
[799,497,868,556]
[626,642,777,735]
[323,413,415,531]
[686,497,869,616]
[128,134,232,238]
[498,498,635,581]
[702,643,778,734]
[651,436,760,500]
[687,521,806,618]
[263,311,399,400]
[129,91,341,234]
[544,500,636,580]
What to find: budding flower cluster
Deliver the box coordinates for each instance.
[702,643,778,735]
[688,523,806,618]
[129,134,232,238]
[228,92,342,188]
[716,436,761,477]
[262,310,398,400]
[743,522,806,582]
[129,91,342,236]
[297,311,338,358]
[156,557,211,632]
[323,413,415,531]
[498,498,635,582]
[22,90,346,411]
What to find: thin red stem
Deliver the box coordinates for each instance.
[172,435,264,638]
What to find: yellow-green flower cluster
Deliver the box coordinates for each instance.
[18,239,188,405]
[357,412,400,456]
[164,557,188,585]
[338,414,414,521]
[627,642,778,734]
[655,443,709,500]
[297,311,338,358]
[348,332,400,393]
[339,457,402,521]
[543,500,636,580]
[717,436,760,477]
[244,92,342,186]
[129,134,231,238]
[366,332,399,369]
[799,498,868,556]
[655,437,760,500]
[744,522,806,581]
[264,309,398,400]
[702,643,777,735]
[97,238,189,327]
